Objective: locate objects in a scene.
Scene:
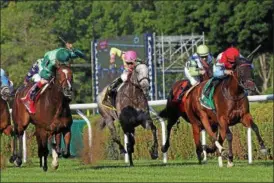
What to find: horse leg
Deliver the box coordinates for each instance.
[3,125,13,136]
[161,117,178,153]
[49,136,59,170]
[143,118,158,159]
[242,113,267,154]
[55,133,62,156]
[35,128,49,171]
[226,128,234,167]
[106,119,126,154]
[9,132,18,164]
[216,115,229,168]
[191,123,203,164]
[14,134,24,167]
[61,128,71,158]
[200,112,223,152]
[125,132,135,166]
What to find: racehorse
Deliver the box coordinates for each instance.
[97,63,158,166]
[0,87,13,136]
[159,62,213,154]
[10,64,73,171]
[183,57,267,167]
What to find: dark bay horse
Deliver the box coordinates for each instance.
[97,63,158,166]
[159,63,213,154]
[10,65,73,171]
[184,57,267,167]
[0,89,13,136]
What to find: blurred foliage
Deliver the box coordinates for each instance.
[1,1,273,103]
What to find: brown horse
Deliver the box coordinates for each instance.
[0,89,13,136]
[10,64,73,171]
[184,57,267,167]
[97,63,158,166]
[159,63,213,154]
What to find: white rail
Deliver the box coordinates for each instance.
[69,94,274,109]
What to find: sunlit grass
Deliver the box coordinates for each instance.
[1,158,273,182]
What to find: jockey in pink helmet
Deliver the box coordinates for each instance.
[102,47,138,109]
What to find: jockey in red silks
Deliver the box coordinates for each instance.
[200,47,243,109]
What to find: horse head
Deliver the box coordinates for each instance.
[129,63,150,97]
[0,86,11,100]
[55,64,73,99]
[233,57,256,93]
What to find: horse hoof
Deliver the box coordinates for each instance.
[43,166,48,172]
[9,155,16,164]
[62,151,71,159]
[161,146,167,153]
[51,162,59,170]
[260,148,267,155]
[150,153,158,160]
[14,157,22,167]
[227,161,234,168]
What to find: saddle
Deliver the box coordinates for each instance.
[171,80,190,103]
[200,78,216,110]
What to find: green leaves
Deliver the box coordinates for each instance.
[1,1,273,102]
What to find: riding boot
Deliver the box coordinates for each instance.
[110,77,123,93]
[203,78,220,99]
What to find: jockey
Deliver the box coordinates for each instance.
[21,42,86,114]
[177,44,214,101]
[200,46,242,108]
[102,47,138,108]
[0,68,14,94]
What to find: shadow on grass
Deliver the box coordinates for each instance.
[75,160,199,170]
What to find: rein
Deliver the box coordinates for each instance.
[221,63,252,101]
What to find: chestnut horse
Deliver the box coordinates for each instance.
[97,63,158,166]
[10,65,73,171]
[184,57,267,167]
[159,62,213,154]
[0,89,13,136]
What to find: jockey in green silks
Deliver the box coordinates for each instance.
[21,42,86,114]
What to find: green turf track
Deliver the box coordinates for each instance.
[1,158,273,182]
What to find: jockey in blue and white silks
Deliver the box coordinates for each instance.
[0,68,14,94]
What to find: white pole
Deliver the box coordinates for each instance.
[124,134,129,163]
[76,109,92,161]
[23,132,27,163]
[149,107,167,163]
[247,127,252,164]
[161,33,165,99]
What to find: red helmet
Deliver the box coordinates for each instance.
[224,47,240,62]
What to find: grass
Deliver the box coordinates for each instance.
[1,158,273,182]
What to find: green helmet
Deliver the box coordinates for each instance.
[56,49,71,63]
[197,45,209,57]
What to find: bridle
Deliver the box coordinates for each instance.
[221,63,253,101]
[56,67,73,98]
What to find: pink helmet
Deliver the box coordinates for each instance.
[124,50,137,63]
